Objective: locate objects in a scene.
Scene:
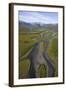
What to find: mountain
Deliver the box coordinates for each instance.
[42,24,58,32]
[19,21,58,33]
[19,21,31,32]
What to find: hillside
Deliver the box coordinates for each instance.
[19,21,58,33]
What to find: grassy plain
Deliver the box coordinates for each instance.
[19,29,58,78]
[48,38,58,76]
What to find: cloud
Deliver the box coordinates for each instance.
[19,11,58,24]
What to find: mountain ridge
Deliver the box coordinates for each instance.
[19,21,58,32]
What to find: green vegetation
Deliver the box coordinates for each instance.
[48,38,58,60]
[19,33,39,56]
[19,28,58,78]
[19,30,54,57]
[48,38,58,76]
[19,32,40,79]
[39,64,47,77]
[19,59,30,79]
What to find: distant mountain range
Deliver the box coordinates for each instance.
[19,21,58,32]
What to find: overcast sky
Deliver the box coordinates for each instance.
[18,11,58,24]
